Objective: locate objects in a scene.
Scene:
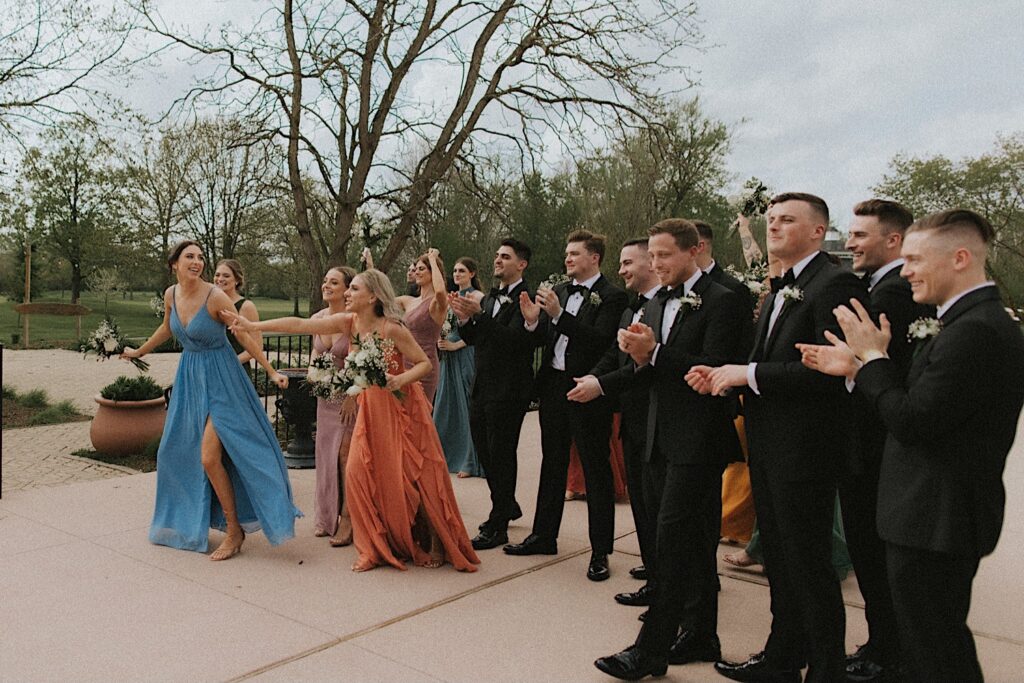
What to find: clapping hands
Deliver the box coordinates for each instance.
[618,323,656,365]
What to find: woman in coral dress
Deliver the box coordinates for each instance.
[230,269,480,573]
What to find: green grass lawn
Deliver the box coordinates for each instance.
[0,292,310,348]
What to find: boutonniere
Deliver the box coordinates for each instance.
[678,292,702,310]
[907,317,941,342]
[497,294,512,306]
[779,285,803,303]
[588,291,602,307]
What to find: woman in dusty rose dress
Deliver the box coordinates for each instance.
[310,266,358,546]
[395,249,448,402]
[229,269,480,573]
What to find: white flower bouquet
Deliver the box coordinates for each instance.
[304,351,344,401]
[338,332,401,399]
[81,317,150,372]
[539,272,570,291]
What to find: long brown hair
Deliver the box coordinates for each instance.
[168,240,204,276]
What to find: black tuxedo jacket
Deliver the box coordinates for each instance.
[743,251,869,481]
[459,280,536,405]
[534,274,629,381]
[848,267,936,472]
[707,262,757,361]
[857,286,1024,557]
[591,299,650,445]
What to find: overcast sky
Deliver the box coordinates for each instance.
[125,1,1023,232]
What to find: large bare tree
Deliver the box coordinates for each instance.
[136,0,699,306]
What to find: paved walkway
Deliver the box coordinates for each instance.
[2,423,132,494]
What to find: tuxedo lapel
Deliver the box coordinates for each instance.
[763,252,829,356]
[665,273,711,346]
[646,295,666,343]
[749,292,775,362]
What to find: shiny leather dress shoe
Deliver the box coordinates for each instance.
[594,646,668,680]
[714,651,801,683]
[614,583,654,606]
[629,565,648,581]
[587,552,610,581]
[503,533,557,556]
[846,657,885,682]
[668,630,721,665]
[471,527,508,550]
[477,502,524,531]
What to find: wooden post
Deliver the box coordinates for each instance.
[23,242,31,349]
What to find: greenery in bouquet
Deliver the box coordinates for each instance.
[725,260,771,296]
[539,272,570,290]
[81,316,150,371]
[737,177,772,217]
[304,351,344,400]
[339,332,402,399]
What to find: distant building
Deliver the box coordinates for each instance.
[824,229,853,268]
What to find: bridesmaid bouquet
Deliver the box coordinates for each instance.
[305,351,345,401]
[725,261,770,296]
[339,332,402,398]
[81,317,150,372]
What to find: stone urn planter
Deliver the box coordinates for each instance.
[90,392,167,457]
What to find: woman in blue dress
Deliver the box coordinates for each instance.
[123,241,300,561]
[434,257,485,478]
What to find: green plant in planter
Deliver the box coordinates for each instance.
[100,375,164,402]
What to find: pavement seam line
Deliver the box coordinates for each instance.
[224,547,593,682]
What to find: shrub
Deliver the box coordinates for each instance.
[1,384,15,400]
[18,389,49,408]
[100,375,164,402]
[28,401,80,426]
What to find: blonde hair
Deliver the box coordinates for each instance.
[357,269,405,323]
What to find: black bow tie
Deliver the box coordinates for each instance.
[654,286,678,303]
[630,294,648,312]
[769,270,796,294]
[490,286,510,298]
[567,283,588,297]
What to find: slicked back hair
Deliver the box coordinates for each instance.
[908,209,995,244]
[500,238,532,264]
[566,228,607,264]
[854,199,915,235]
[648,218,699,250]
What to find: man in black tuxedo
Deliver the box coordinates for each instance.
[450,239,536,550]
[593,219,748,680]
[689,193,869,683]
[504,229,628,582]
[695,219,756,311]
[567,238,661,597]
[799,209,1024,683]
[840,199,935,682]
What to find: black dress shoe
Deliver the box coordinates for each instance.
[614,583,654,606]
[629,565,648,581]
[638,609,648,622]
[714,651,801,683]
[471,527,508,550]
[845,643,886,682]
[668,630,721,665]
[594,646,667,680]
[478,502,524,531]
[503,533,557,556]
[587,552,610,581]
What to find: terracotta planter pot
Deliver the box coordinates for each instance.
[90,395,167,456]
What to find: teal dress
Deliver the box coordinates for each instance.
[433,291,484,476]
[149,286,301,552]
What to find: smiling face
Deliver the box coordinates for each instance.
[453,261,474,288]
[213,265,237,293]
[493,245,526,284]
[900,230,964,306]
[617,243,653,293]
[846,214,901,273]
[411,259,432,287]
[766,200,825,265]
[564,240,600,281]
[648,232,698,288]
[343,274,374,313]
[321,268,349,306]
[173,245,205,282]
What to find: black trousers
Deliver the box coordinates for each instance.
[749,456,845,682]
[637,450,724,655]
[621,428,653,572]
[839,455,899,665]
[533,371,615,554]
[470,398,527,532]
[886,542,982,683]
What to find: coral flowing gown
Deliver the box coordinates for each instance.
[149,286,301,552]
[346,345,480,572]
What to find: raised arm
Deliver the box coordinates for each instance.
[209,290,284,386]
[426,248,449,323]
[122,287,174,359]
[226,310,354,336]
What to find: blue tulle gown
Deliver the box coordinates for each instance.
[433,296,484,477]
[149,286,301,552]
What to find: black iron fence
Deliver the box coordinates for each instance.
[246,333,314,443]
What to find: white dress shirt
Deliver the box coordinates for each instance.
[868,258,904,292]
[649,268,702,367]
[549,272,601,371]
[492,278,523,317]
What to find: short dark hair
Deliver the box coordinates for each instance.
[566,228,607,264]
[648,218,699,250]
[500,238,532,263]
[770,192,830,224]
[692,220,714,242]
[622,237,649,250]
[908,209,995,244]
[854,199,914,235]
[168,240,204,275]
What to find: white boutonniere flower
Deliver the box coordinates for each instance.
[779,285,803,303]
[539,273,570,291]
[678,292,702,310]
[907,317,942,341]
[588,291,602,307]
[497,295,512,306]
